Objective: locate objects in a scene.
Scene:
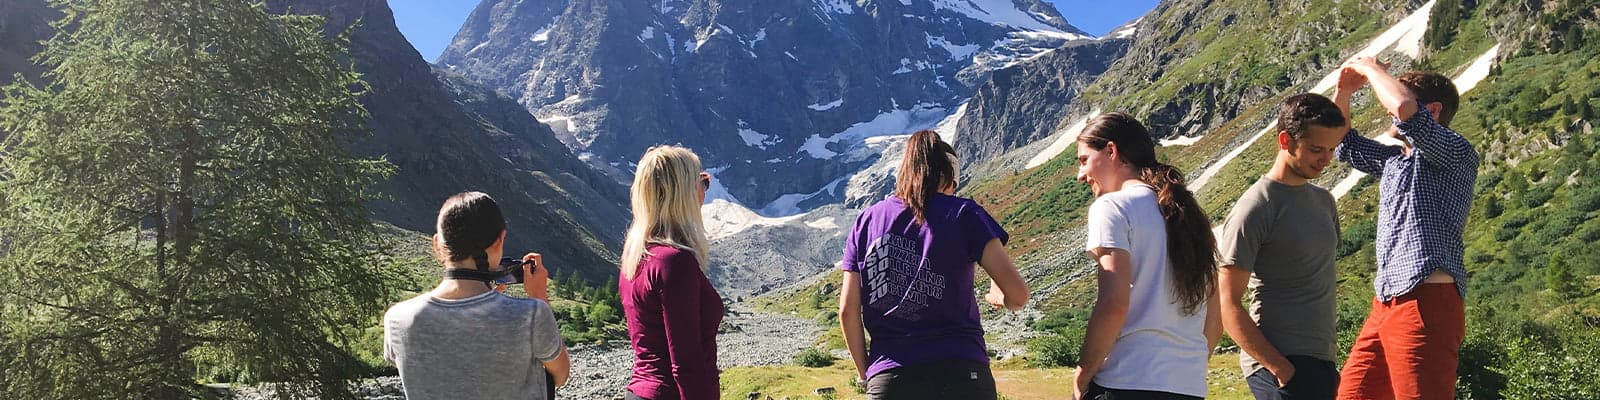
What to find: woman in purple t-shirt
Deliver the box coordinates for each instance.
[619,145,722,400]
[838,130,1031,400]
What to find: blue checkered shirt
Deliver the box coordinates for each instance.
[1336,105,1478,301]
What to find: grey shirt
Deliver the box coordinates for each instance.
[1218,177,1340,375]
[384,290,565,400]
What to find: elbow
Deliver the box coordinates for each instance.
[1391,101,1418,122]
[550,369,570,387]
[1006,291,1030,311]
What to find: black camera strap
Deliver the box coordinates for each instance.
[442,267,502,283]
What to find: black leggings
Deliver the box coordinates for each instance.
[864,358,997,400]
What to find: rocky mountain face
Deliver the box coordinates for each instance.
[437,0,1095,212]
[252,0,632,281]
[0,0,54,88]
[1075,0,1408,140]
[952,34,1132,176]
[2,0,629,281]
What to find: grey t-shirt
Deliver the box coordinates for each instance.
[384,290,565,400]
[1218,177,1340,375]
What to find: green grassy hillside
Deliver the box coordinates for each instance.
[746,1,1600,398]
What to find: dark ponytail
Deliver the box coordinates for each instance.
[435,191,506,271]
[1078,113,1217,316]
[894,130,957,224]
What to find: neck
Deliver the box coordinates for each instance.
[1102,177,1146,194]
[1266,154,1309,186]
[433,259,499,299]
[432,278,492,300]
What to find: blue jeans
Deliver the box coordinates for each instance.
[1245,355,1338,400]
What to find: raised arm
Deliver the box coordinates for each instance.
[1344,57,1419,122]
[1336,128,1401,175]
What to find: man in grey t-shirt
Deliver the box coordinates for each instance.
[1218,93,1346,400]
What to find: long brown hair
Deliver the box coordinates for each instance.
[894,130,957,224]
[1078,113,1216,316]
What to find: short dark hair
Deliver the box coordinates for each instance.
[1398,71,1459,127]
[1278,93,1346,140]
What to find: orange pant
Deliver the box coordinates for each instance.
[1336,283,1465,400]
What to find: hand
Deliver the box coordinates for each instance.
[1268,361,1297,388]
[1336,65,1367,93]
[984,290,1006,309]
[521,252,550,301]
[1072,366,1092,400]
[1342,56,1390,78]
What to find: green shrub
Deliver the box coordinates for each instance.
[793,348,836,368]
[1024,332,1082,368]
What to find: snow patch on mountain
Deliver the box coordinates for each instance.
[929,0,1075,35]
[737,120,774,148]
[807,99,844,111]
[801,103,949,159]
[1025,111,1098,169]
[1159,135,1204,147]
[817,0,855,15]
[1109,17,1142,39]
[927,34,981,61]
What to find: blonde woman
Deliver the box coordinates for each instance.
[619,145,721,400]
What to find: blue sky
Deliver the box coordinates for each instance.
[391,0,1160,62]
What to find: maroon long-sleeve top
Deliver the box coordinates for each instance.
[621,244,723,400]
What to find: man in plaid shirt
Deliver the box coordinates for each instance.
[1331,57,1478,400]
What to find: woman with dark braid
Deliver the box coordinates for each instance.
[1071,113,1222,400]
[383,192,571,400]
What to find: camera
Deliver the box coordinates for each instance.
[496,256,528,285]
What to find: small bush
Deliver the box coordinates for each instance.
[1025,332,1082,368]
[793,348,835,368]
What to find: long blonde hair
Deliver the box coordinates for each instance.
[621,145,711,279]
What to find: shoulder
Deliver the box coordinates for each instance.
[940,194,990,216]
[647,244,698,265]
[855,197,903,221]
[1231,180,1277,213]
[385,294,429,318]
[1096,186,1153,209]
[644,245,705,281]
[496,294,550,313]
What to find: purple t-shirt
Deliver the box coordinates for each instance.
[840,193,1009,378]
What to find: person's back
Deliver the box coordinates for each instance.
[837,130,1029,400]
[621,244,723,400]
[384,191,571,400]
[1087,184,1210,395]
[847,193,1000,371]
[385,291,564,400]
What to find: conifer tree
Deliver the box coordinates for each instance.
[0,1,399,398]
